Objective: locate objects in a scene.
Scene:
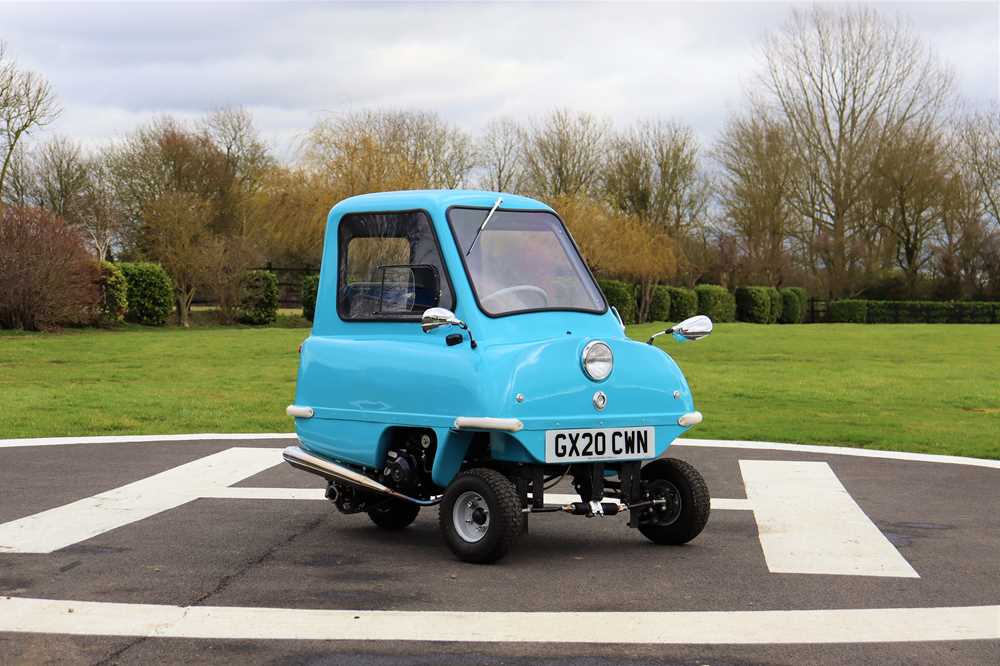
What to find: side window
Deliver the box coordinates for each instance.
[337,211,454,320]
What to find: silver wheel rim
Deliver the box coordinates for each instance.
[453,491,490,543]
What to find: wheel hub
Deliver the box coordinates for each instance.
[453,491,490,543]
[645,480,682,526]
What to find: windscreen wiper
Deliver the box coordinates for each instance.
[465,197,503,257]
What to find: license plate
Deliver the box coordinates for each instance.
[544,427,656,463]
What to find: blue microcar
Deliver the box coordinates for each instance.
[284,190,713,563]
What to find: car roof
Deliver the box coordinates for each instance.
[333,189,553,214]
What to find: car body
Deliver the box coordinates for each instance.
[284,189,712,562]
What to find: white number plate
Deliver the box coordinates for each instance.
[544,427,656,463]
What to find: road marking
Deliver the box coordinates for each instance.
[740,460,919,578]
[0,448,281,554]
[677,437,1000,469]
[0,596,996,644]
[0,433,295,449]
[206,487,326,501]
[0,448,751,553]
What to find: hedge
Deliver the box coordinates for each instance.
[828,299,868,323]
[833,299,1000,324]
[734,286,772,323]
[599,279,636,324]
[236,270,279,325]
[118,262,173,326]
[649,285,671,322]
[779,287,804,324]
[767,287,782,324]
[97,261,128,325]
[664,286,697,321]
[695,284,736,322]
[301,274,319,322]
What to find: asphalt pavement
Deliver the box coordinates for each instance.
[0,436,997,665]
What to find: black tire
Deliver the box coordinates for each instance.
[367,498,420,530]
[439,468,522,564]
[637,458,710,545]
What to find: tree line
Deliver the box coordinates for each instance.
[1,5,998,327]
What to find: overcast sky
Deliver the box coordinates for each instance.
[3,1,998,160]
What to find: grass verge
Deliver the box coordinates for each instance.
[1,322,997,459]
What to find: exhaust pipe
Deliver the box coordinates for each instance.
[282,446,440,506]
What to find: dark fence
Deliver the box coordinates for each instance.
[255,264,318,307]
[191,265,318,308]
[807,298,829,323]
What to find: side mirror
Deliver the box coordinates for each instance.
[421,307,465,333]
[647,315,713,345]
[422,307,478,349]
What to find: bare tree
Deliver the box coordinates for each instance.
[0,43,61,206]
[203,107,274,235]
[107,116,226,250]
[866,123,950,295]
[521,109,608,198]
[1,144,32,207]
[77,154,125,262]
[713,113,798,286]
[962,109,1000,226]
[33,136,89,223]
[475,117,525,192]
[143,191,217,327]
[605,120,710,234]
[761,6,952,296]
[934,163,989,298]
[303,110,474,195]
[245,165,334,268]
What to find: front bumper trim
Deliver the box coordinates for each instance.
[286,405,315,419]
[677,411,703,427]
[453,417,524,432]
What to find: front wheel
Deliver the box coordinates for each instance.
[367,498,420,530]
[637,458,710,545]
[439,468,522,563]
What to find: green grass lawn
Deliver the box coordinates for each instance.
[1,322,998,459]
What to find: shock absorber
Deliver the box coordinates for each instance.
[561,501,622,517]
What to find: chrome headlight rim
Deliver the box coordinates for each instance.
[581,340,613,382]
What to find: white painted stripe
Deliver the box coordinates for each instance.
[205,487,326,501]
[0,447,754,554]
[1,433,996,471]
[710,497,753,511]
[740,461,919,578]
[676,438,1000,470]
[0,596,996,644]
[0,448,283,554]
[0,433,296,449]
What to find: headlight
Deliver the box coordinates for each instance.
[582,341,613,381]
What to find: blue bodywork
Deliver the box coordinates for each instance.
[292,190,699,488]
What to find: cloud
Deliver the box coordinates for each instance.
[2,1,996,160]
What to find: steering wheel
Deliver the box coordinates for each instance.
[480,284,549,310]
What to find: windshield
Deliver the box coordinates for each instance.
[448,207,606,317]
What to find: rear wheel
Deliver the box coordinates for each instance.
[367,498,420,530]
[637,458,710,545]
[439,468,522,563]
